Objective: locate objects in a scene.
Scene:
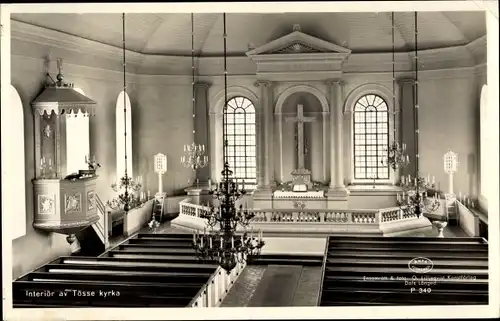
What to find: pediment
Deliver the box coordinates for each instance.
[246,30,351,57]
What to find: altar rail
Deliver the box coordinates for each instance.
[178,199,417,226]
[188,260,246,308]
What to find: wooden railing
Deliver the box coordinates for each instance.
[93,195,109,248]
[179,199,415,227]
[188,260,246,308]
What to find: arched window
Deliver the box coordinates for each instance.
[65,88,90,175]
[479,84,488,200]
[224,97,256,189]
[116,91,133,179]
[2,85,27,239]
[353,94,389,180]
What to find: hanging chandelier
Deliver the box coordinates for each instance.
[382,12,409,171]
[193,13,264,274]
[106,13,138,214]
[396,12,440,218]
[181,13,208,171]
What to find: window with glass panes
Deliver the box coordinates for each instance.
[353,94,389,180]
[224,97,257,189]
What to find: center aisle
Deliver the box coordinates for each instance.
[220,265,323,307]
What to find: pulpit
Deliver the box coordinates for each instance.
[31,59,99,243]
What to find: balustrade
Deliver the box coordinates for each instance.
[178,199,420,228]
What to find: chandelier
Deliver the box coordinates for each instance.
[395,12,440,218]
[382,12,409,171]
[397,174,440,217]
[181,13,208,171]
[193,13,264,274]
[106,13,134,213]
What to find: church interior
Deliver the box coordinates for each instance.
[2,6,498,312]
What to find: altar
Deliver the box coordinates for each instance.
[270,190,327,209]
[253,102,347,210]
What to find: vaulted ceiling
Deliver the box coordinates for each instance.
[10,12,486,56]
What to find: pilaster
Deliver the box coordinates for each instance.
[399,78,416,178]
[194,82,211,182]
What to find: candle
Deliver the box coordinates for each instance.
[48,158,52,166]
[220,237,223,247]
[432,176,435,184]
[231,237,234,249]
[209,237,212,248]
[147,191,150,199]
[193,233,196,244]
[200,237,203,248]
[208,179,212,189]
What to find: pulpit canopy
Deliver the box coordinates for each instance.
[31,58,97,116]
[31,85,97,116]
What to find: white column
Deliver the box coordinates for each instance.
[322,111,328,182]
[327,79,346,189]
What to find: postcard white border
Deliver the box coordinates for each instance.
[2,1,498,320]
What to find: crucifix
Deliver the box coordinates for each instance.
[285,104,316,170]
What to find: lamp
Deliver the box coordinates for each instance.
[396,12,440,219]
[181,13,208,171]
[382,12,409,171]
[192,13,264,274]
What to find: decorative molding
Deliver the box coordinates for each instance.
[38,194,55,215]
[254,80,272,88]
[208,85,259,115]
[33,215,100,230]
[275,84,329,114]
[10,21,487,76]
[10,20,144,66]
[343,83,394,114]
[194,82,212,90]
[87,190,96,211]
[246,30,351,56]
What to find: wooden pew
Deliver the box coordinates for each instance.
[13,233,217,308]
[319,236,489,306]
